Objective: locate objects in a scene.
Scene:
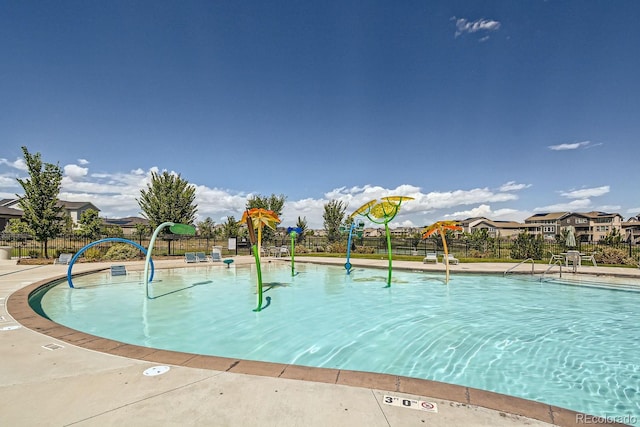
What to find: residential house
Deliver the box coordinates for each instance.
[525,211,624,242]
[622,215,640,244]
[461,217,527,239]
[0,204,24,232]
[1,198,100,230]
[102,217,150,237]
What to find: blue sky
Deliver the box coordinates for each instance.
[1,0,639,229]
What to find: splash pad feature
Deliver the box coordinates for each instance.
[240,208,281,312]
[144,222,195,298]
[287,227,302,276]
[350,196,413,286]
[422,221,463,284]
[66,238,154,289]
[340,220,364,274]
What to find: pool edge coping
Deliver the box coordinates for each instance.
[6,270,630,427]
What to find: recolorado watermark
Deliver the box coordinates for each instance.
[576,413,637,425]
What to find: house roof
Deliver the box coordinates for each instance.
[58,201,100,211]
[103,217,149,227]
[524,212,569,222]
[0,206,24,217]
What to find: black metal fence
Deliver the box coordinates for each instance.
[2,232,638,264]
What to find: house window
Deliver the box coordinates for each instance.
[543,226,555,233]
[576,218,587,224]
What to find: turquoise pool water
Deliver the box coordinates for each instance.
[38,263,640,424]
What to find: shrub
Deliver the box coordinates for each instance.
[28,249,40,258]
[355,245,375,254]
[327,242,347,253]
[595,247,635,265]
[104,243,141,260]
[83,247,103,261]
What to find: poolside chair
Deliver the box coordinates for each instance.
[444,253,459,265]
[211,246,222,262]
[423,252,438,264]
[195,252,210,262]
[184,252,197,263]
[548,251,564,265]
[110,265,127,276]
[565,250,581,272]
[580,252,597,267]
[54,253,73,265]
[279,246,290,257]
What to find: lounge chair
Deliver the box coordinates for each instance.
[565,250,581,272]
[211,247,222,262]
[110,265,127,276]
[423,252,438,264]
[548,251,564,264]
[444,254,459,265]
[580,252,597,267]
[184,252,197,263]
[54,253,73,265]
[195,252,210,262]
[279,246,290,257]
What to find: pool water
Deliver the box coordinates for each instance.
[39,263,640,423]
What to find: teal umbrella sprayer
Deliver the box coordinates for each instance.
[144,222,195,298]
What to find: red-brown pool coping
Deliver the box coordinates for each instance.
[7,271,629,427]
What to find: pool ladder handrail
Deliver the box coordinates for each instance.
[540,260,563,281]
[504,258,535,276]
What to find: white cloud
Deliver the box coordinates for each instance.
[0,162,533,229]
[63,164,89,179]
[561,186,610,199]
[444,204,529,222]
[77,159,90,165]
[626,207,640,215]
[453,17,501,38]
[499,181,531,192]
[0,158,27,171]
[534,199,593,212]
[548,140,592,151]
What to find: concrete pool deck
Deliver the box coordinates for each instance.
[1,256,636,426]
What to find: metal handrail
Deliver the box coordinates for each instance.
[504,258,535,276]
[540,260,563,281]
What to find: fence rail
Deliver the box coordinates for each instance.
[1,233,638,264]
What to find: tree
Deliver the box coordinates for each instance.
[295,216,307,243]
[510,231,544,260]
[221,216,240,239]
[4,218,33,236]
[134,223,151,245]
[16,146,63,258]
[323,200,347,243]
[137,170,197,254]
[76,209,103,240]
[197,217,217,247]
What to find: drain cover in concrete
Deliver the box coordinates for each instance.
[143,366,171,376]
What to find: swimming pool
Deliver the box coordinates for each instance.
[36,262,640,424]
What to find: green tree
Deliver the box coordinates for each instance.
[246,193,286,243]
[323,199,347,243]
[134,223,151,245]
[16,146,64,258]
[295,216,307,243]
[197,217,217,247]
[4,218,33,236]
[510,231,544,260]
[76,209,103,240]
[61,213,74,235]
[221,215,240,239]
[137,170,197,254]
